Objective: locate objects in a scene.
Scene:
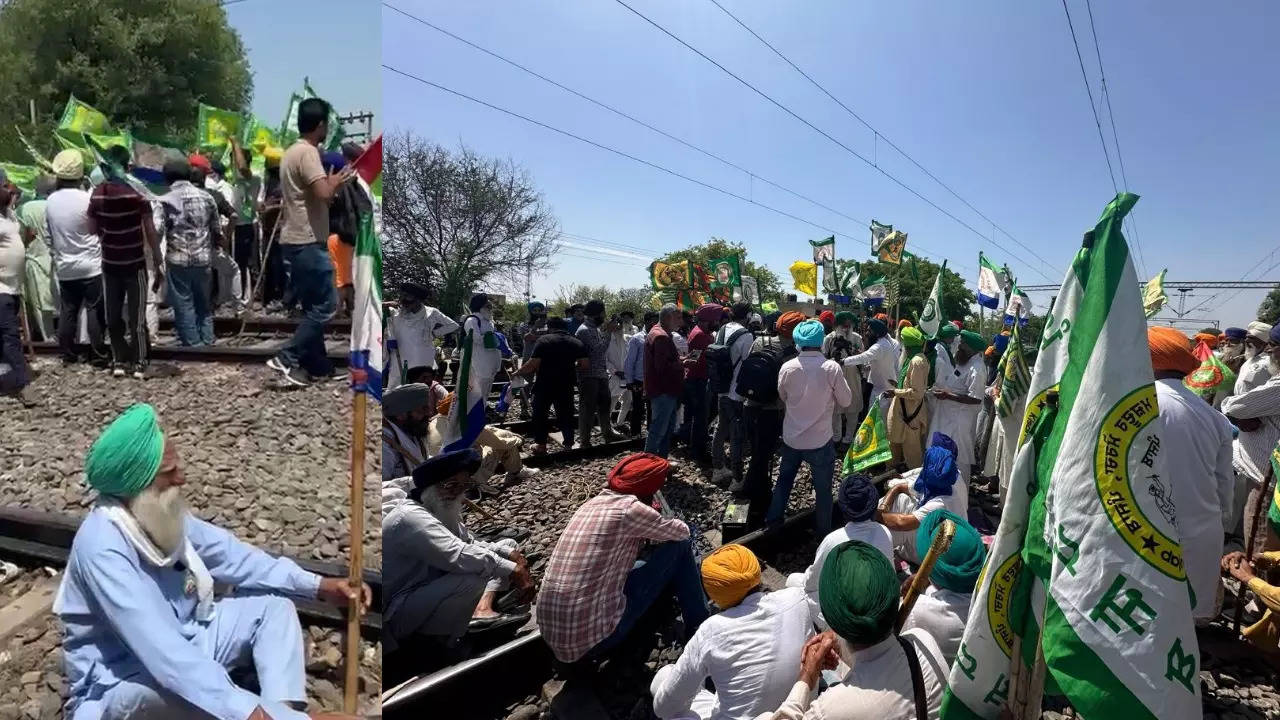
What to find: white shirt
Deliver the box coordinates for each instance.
[844,336,900,399]
[798,522,893,630]
[901,585,972,666]
[886,475,966,565]
[720,321,758,402]
[1156,378,1235,620]
[1236,353,1272,396]
[762,628,946,720]
[777,350,853,450]
[651,588,813,720]
[1221,373,1280,483]
[465,312,501,381]
[0,214,24,296]
[45,188,102,280]
[389,305,459,373]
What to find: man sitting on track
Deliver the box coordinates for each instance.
[382,449,535,652]
[430,392,538,488]
[57,404,368,720]
[789,473,893,630]
[537,452,710,664]
[382,382,435,481]
[761,541,947,720]
[899,509,986,665]
[877,436,965,564]
[650,544,812,720]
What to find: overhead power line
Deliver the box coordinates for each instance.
[703,0,1058,279]
[382,4,871,236]
[610,0,1051,283]
[1181,245,1280,317]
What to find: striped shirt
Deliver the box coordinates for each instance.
[535,491,689,662]
[88,180,148,272]
[1221,374,1280,483]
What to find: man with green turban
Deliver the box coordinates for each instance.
[57,403,369,719]
[902,509,986,665]
[823,310,865,443]
[886,326,929,470]
[927,328,988,518]
[764,540,947,719]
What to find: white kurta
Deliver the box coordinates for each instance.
[787,521,893,631]
[1154,378,1235,620]
[900,585,972,666]
[928,353,985,500]
[464,313,502,403]
[386,305,459,388]
[844,336,899,419]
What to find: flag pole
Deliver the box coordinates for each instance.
[1235,464,1275,635]
[343,385,367,713]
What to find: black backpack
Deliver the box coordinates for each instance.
[733,339,797,404]
[706,327,751,394]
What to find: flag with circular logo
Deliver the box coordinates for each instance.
[919,260,947,338]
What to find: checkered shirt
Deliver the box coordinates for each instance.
[160,180,219,267]
[535,490,690,662]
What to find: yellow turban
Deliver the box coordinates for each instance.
[701,544,761,608]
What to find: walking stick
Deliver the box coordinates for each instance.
[343,387,367,713]
[237,216,282,336]
[17,297,34,360]
[1234,464,1275,634]
[896,518,956,632]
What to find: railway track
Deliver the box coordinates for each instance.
[0,506,382,640]
[158,316,348,336]
[30,341,349,367]
[380,467,897,717]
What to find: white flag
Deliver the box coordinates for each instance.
[919,261,945,338]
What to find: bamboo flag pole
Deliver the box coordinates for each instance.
[343,388,367,713]
[18,298,34,360]
[896,518,955,632]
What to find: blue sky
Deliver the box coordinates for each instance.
[382,0,1279,327]
[227,0,380,138]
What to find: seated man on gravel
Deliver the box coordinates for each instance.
[760,541,947,720]
[57,404,369,720]
[650,544,812,720]
[382,448,534,653]
[382,382,435,481]
[899,509,985,665]
[429,392,539,489]
[878,436,965,564]
[789,473,893,630]
[536,452,710,664]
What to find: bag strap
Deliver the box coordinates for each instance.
[726,327,751,363]
[897,635,929,720]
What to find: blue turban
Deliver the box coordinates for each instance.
[914,445,958,508]
[321,151,346,172]
[837,473,879,523]
[867,318,888,336]
[1224,327,1246,341]
[411,448,482,493]
[85,404,166,498]
[1269,324,1280,345]
[528,301,546,314]
[992,332,1010,354]
[793,319,826,348]
[930,432,958,459]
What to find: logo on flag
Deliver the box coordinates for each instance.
[843,404,891,473]
[810,236,836,262]
[919,260,946,339]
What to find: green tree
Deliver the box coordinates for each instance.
[547,284,652,319]
[1258,286,1280,325]
[0,0,253,160]
[655,237,782,302]
[845,257,976,325]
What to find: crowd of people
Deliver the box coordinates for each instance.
[380,281,1280,718]
[0,96,376,406]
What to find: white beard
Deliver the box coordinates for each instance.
[1247,345,1260,360]
[127,484,188,557]
[422,485,465,534]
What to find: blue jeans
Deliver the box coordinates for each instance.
[766,441,836,535]
[645,394,680,457]
[166,265,214,346]
[589,537,709,656]
[277,243,336,377]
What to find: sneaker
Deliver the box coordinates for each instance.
[111,366,125,378]
[16,386,40,408]
[281,367,310,387]
[506,467,540,484]
[266,356,289,374]
[131,365,146,380]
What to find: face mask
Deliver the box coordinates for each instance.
[1246,345,1260,360]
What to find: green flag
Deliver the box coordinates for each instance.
[919,260,946,338]
[843,404,891,473]
[1268,444,1280,537]
[709,255,741,288]
[942,193,1200,720]
[0,163,38,196]
[1184,353,1236,400]
[57,95,113,137]
[1142,269,1167,319]
[196,103,243,153]
[996,322,1031,419]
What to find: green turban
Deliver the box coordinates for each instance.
[937,324,959,341]
[835,311,855,326]
[960,330,988,352]
[899,326,924,350]
[85,404,165,498]
[818,540,898,646]
[916,509,986,593]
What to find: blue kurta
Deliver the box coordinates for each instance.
[58,507,322,719]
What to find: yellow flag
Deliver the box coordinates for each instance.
[649,260,693,290]
[790,260,818,296]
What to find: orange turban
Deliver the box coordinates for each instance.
[819,310,836,330]
[874,313,889,322]
[701,544,761,608]
[899,319,913,329]
[1148,327,1199,376]
[607,452,668,497]
[1193,332,1219,349]
[776,311,807,336]
[438,392,455,417]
